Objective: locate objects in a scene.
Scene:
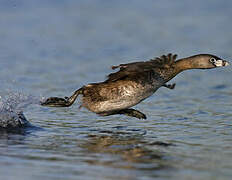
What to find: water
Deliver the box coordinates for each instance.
[0,0,232,179]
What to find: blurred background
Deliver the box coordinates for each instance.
[0,0,232,180]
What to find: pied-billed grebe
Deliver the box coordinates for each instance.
[41,54,229,119]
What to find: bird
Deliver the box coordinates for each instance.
[41,53,229,119]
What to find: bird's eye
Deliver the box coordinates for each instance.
[210,58,217,63]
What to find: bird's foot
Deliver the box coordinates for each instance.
[118,109,147,119]
[163,83,176,90]
[41,97,70,107]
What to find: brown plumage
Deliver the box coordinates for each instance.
[108,53,177,82]
[41,53,229,119]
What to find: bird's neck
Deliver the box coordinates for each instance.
[174,55,212,74]
[162,55,212,82]
[174,58,194,74]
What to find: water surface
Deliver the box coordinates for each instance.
[0,1,232,180]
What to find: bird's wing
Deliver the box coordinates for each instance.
[149,53,178,68]
[106,53,178,82]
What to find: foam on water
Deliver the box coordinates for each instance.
[0,92,41,128]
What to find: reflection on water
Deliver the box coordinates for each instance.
[81,129,173,178]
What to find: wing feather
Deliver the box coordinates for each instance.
[106,53,178,82]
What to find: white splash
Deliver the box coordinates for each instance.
[0,92,41,128]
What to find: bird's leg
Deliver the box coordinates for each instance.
[99,109,147,119]
[41,88,83,107]
[117,108,147,119]
[163,83,176,90]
